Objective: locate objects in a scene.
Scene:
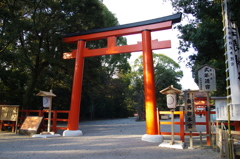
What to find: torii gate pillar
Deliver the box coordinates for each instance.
[62,40,85,137]
[142,30,158,134]
[141,30,162,142]
[61,14,182,141]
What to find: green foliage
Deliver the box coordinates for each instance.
[1,0,188,120]
[80,55,131,120]
[170,0,230,96]
[129,53,183,120]
[0,0,132,120]
[228,0,240,29]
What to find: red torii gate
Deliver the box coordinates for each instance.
[62,13,182,141]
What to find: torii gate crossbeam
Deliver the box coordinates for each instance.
[62,13,181,140]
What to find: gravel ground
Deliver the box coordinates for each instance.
[0,116,221,159]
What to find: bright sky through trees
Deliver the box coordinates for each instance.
[103,0,199,90]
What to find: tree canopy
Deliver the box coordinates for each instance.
[169,0,240,96]
[129,53,183,120]
[0,0,131,118]
[1,0,185,120]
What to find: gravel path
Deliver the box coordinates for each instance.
[0,117,221,159]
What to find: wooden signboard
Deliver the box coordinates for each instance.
[184,91,196,132]
[0,105,19,133]
[19,116,43,135]
[0,105,19,121]
[198,65,216,92]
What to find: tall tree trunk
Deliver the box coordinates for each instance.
[22,72,38,110]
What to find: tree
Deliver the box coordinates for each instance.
[80,40,132,119]
[169,0,227,96]
[130,53,183,120]
[228,0,240,31]
[0,0,131,112]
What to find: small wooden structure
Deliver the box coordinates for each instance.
[36,90,56,133]
[160,85,182,145]
[0,105,19,133]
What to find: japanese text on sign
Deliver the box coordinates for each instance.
[184,91,196,131]
[198,65,216,92]
[227,25,240,80]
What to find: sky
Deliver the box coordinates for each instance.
[103,0,199,90]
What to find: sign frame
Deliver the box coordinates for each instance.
[198,65,216,92]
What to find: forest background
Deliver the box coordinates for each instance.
[1,0,239,120]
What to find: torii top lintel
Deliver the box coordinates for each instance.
[62,13,182,58]
[63,13,181,42]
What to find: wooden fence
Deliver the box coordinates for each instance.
[157,110,240,146]
[0,110,70,133]
[216,122,240,158]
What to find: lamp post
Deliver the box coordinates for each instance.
[160,85,182,145]
[36,90,56,133]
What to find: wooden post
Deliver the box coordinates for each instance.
[206,91,211,146]
[180,110,185,142]
[142,30,158,135]
[170,109,175,145]
[52,110,57,133]
[39,110,44,117]
[47,90,53,132]
[189,131,193,149]
[200,131,203,147]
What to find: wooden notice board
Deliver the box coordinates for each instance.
[20,116,43,132]
[0,105,19,121]
[0,105,19,133]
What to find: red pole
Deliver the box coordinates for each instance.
[52,110,57,133]
[205,110,210,145]
[68,40,85,130]
[180,110,185,142]
[142,30,158,135]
